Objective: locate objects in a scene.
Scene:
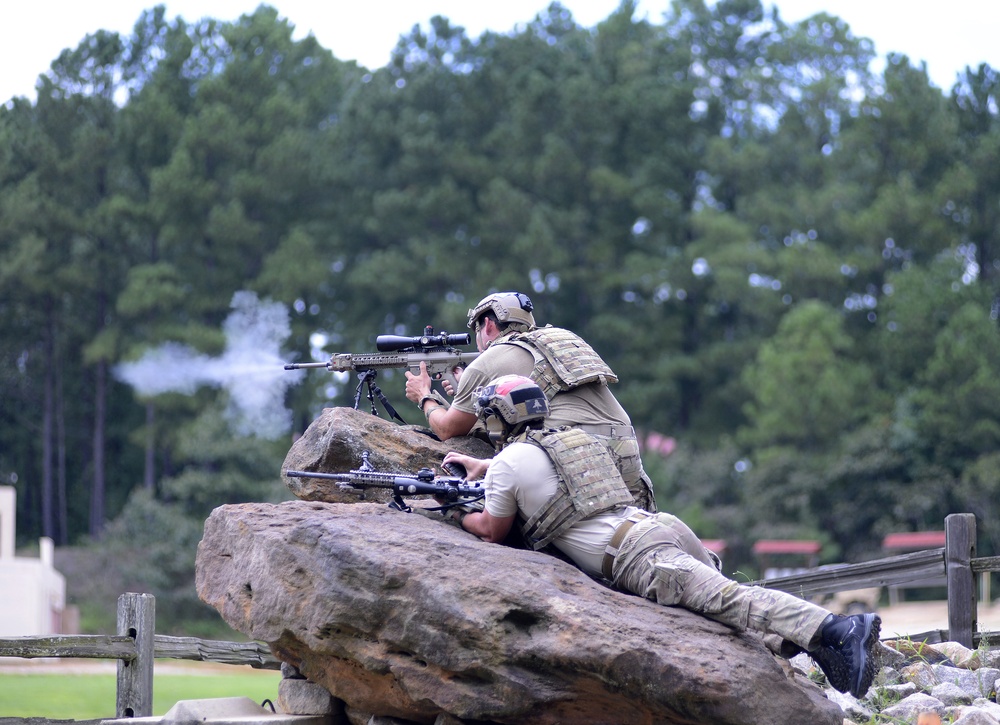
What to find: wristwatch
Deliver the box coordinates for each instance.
[419,390,448,411]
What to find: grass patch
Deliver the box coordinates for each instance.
[0,662,281,719]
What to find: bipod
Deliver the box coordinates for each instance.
[354,369,406,424]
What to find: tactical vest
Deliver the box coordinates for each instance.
[500,326,618,400]
[519,427,633,551]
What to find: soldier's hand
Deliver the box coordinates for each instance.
[404,362,433,403]
[442,364,463,396]
[443,451,491,481]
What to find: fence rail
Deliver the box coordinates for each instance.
[757,513,999,648]
[0,592,279,720]
[753,548,948,597]
[0,634,137,661]
[2,513,1000,720]
[0,633,279,667]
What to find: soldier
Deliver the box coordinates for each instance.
[441,375,882,700]
[405,291,655,511]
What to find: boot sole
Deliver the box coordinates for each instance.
[850,613,882,697]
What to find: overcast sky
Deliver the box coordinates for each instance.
[3,1,998,104]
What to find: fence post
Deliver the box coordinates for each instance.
[116,592,155,718]
[946,514,977,647]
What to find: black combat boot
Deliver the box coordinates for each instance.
[809,613,881,698]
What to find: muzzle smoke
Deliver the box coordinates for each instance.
[114,291,304,439]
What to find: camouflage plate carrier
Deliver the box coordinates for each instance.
[519,427,633,550]
[501,326,618,399]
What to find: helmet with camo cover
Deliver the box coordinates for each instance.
[474,375,549,437]
[466,291,536,330]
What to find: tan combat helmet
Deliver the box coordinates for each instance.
[473,374,549,441]
[466,291,536,330]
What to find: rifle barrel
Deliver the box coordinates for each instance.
[284,362,329,370]
[284,470,352,481]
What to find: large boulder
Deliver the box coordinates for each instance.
[196,499,845,725]
[281,407,494,503]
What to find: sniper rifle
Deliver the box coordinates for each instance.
[285,451,483,513]
[284,325,478,423]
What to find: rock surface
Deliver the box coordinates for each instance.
[795,639,1000,724]
[281,407,494,503]
[196,498,844,725]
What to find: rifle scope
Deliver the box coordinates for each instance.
[376,326,471,352]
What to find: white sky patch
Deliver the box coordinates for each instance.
[3,1,998,104]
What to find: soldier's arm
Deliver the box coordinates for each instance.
[459,509,515,544]
[406,362,480,440]
[424,405,477,440]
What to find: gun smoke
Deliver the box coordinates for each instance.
[114,291,304,439]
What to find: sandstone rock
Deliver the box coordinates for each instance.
[884,639,956,666]
[971,698,1000,719]
[281,407,494,503]
[932,681,975,706]
[196,499,844,725]
[881,692,947,721]
[950,709,1000,725]
[277,677,342,717]
[935,641,985,670]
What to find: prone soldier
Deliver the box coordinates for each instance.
[442,375,882,700]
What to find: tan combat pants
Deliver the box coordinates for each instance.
[611,512,829,650]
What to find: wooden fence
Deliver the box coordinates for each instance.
[0,592,279,720]
[1,513,999,720]
[757,513,997,648]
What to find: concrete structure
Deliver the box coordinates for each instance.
[100,697,331,725]
[0,485,68,636]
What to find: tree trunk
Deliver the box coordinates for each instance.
[144,402,155,490]
[90,358,107,537]
[56,357,68,545]
[41,301,56,540]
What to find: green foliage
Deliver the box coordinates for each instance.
[912,302,1000,470]
[83,488,212,632]
[3,0,1000,634]
[740,301,877,450]
[161,405,292,514]
[957,453,1000,554]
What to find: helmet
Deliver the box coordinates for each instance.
[474,375,549,432]
[466,292,535,330]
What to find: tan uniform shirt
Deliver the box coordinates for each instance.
[451,341,631,428]
[484,441,635,577]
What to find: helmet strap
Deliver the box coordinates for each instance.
[503,421,532,444]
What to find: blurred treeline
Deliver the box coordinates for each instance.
[2,0,1000,631]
